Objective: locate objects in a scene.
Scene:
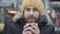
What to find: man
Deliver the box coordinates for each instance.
[13,0,55,34]
[0,10,19,34]
[4,9,16,23]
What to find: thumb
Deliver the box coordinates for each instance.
[36,23,38,26]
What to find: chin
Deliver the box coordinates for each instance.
[27,19,35,23]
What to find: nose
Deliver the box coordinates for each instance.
[29,10,33,15]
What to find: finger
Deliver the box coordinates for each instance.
[23,26,40,34]
[24,23,39,32]
[30,23,39,31]
[24,27,37,34]
[24,23,37,29]
[35,23,39,28]
[26,31,32,34]
[24,23,30,29]
[23,27,33,32]
[28,27,40,34]
[28,28,36,34]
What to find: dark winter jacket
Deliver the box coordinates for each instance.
[0,20,20,34]
[14,15,55,34]
[0,15,54,34]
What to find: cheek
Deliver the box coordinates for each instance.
[34,12,39,18]
[24,11,29,18]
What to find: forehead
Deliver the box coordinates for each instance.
[25,5,36,9]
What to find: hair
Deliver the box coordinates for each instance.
[13,13,22,22]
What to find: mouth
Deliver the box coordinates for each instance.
[28,17,35,19]
[26,17,36,23]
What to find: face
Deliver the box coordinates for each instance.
[24,6,39,23]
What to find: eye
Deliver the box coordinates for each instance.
[26,8,31,11]
[33,8,38,11]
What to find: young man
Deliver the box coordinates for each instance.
[0,10,19,34]
[13,0,55,34]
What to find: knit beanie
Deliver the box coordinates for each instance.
[21,0,44,16]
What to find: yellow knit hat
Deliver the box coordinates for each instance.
[21,0,44,16]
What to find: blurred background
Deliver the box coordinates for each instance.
[0,0,60,34]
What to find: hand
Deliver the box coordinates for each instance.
[22,23,40,34]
